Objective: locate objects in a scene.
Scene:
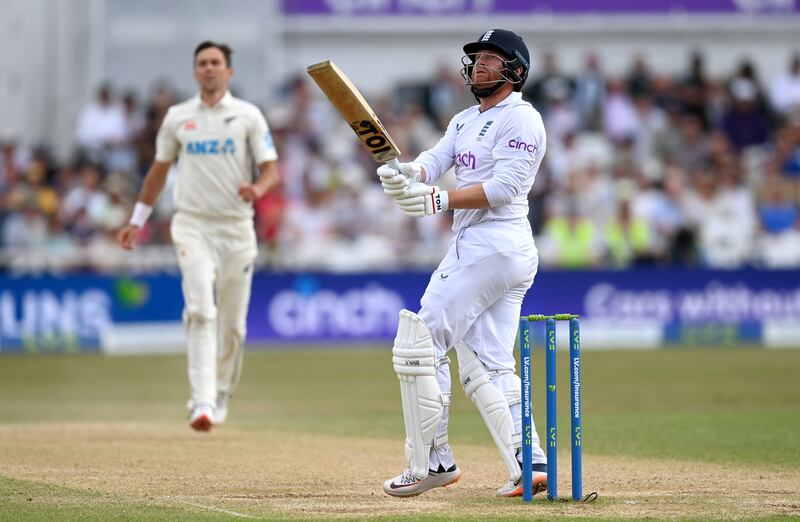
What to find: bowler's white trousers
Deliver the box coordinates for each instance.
[417,218,547,469]
[171,211,257,409]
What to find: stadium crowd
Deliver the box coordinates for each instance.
[1,51,800,273]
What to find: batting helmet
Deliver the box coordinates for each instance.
[462,29,531,95]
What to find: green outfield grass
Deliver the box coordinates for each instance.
[1,347,799,520]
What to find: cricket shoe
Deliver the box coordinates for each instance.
[189,403,214,432]
[383,464,462,497]
[213,392,230,424]
[496,463,548,497]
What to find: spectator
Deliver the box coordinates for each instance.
[0,135,31,194]
[668,113,711,174]
[573,53,606,131]
[721,79,769,150]
[540,202,602,268]
[758,174,798,234]
[757,173,800,267]
[633,93,668,165]
[689,166,757,268]
[61,164,109,228]
[604,198,652,267]
[2,199,47,248]
[626,54,653,98]
[705,80,729,129]
[770,53,800,117]
[524,50,574,115]
[651,73,681,113]
[122,91,146,139]
[680,51,710,128]
[603,79,639,144]
[544,83,580,145]
[660,168,697,265]
[774,124,800,179]
[74,84,127,160]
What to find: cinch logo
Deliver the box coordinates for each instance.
[508,138,537,153]
[455,151,476,170]
[267,283,405,337]
[186,138,236,155]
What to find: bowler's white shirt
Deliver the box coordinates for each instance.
[415,91,546,231]
[155,91,278,220]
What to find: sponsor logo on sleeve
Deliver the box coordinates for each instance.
[508,137,537,154]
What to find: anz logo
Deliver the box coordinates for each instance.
[186,138,236,155]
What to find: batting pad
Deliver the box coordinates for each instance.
[457,342,522,482]
[392,309,445,480]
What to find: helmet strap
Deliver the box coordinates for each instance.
[470,79,505,99]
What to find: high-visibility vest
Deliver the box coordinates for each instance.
[545,217,597,268]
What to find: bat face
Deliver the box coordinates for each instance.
[307,61,401,164]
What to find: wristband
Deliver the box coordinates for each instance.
[433,189,449,214]
[129,202,153,227]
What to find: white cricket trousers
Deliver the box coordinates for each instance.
[418,218,547,468]
[171,211,257,409]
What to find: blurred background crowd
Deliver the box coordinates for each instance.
[2,50,800,273]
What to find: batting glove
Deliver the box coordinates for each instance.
[395,182,449,217]
[377,162,422,199]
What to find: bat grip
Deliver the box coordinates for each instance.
[387,158,401,172]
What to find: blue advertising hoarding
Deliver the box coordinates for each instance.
[246,270,800,346]
[0,275,183,353]
[1,269,798,352]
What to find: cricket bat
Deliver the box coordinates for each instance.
[307,60,401,169]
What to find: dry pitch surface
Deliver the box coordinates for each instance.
[2,423,800,520]
[1,349,799,520]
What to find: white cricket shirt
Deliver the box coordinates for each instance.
[155,91,278,220]
[415,91,546,231]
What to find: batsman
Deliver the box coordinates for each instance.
[381,29,549,497]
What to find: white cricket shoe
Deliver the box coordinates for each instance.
[213,392,230,424]
[383,464,461,497]
[496,468,547,497]
[189,403,214,432]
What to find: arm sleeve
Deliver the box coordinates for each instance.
[414,115,459,184]
[154,109,180,163]
[483,108,546,207]
[249,109,279,165]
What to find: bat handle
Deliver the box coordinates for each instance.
[386,158,401,172]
